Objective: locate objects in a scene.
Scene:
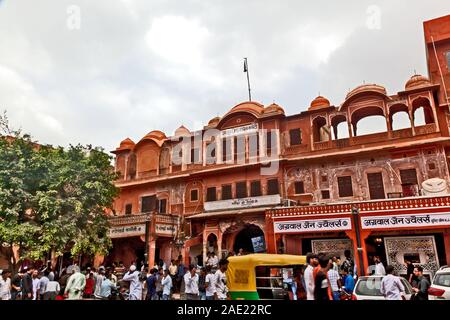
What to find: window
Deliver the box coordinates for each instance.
[236,181,247,199]
[338,176,353,197]
[141,195,157,213]
[206,142,216,164]
[289,129,302,146]
[125,204,132,215]
[190,189,199,202]
[158,199,167,214]
[294,181,305,194]
[250,181,262,197]
[191,147,200,164]
[234,136,245,161]
[400,169,418,185]
[400,168,419,197]
[321,175,328,183]
[222,138,232,162]
[266,131,272,152]
[222,184,232,200]
[429,163,436,170]
[248,133,259,157]
[267,179,279,195]
[321,190,330,199]
[367,172,385,200]
[206,187,217,202]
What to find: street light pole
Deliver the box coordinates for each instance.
[144,212,151,266]
[352,206,365,277]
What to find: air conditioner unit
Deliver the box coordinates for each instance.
[283,199,298,207]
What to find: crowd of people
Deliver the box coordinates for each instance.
[0,250,431,301]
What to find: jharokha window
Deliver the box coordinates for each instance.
[206,187,217,202]
[125,204,132,215]
[158,199,167,214]
[337,176,353,198]
[221,184,232,200]
[141,195,157,213]
[367,172,386,200]
[289,128,302,146]
[400,168,419,196]
[321,190,330,199]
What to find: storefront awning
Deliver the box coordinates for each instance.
[186,206,274,219]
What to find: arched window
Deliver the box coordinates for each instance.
[127,153,137,180]
[351,106,387,136]
[412,97,434,127]
[389,104,411,130]
[331,115,348,140]
[312,116,330,142]
[159,147,170,174]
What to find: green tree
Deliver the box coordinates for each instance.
[0,112,118,273]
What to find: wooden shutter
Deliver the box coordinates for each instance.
[250,181,262,197]
[321,190,330,199]
[190,189,198,202]
[222,185,232,200]
[338,176,353,197]
[294,181,305,194]
[400,169,418,185]
[367,172,385,200]
[289,129,302,146]
[267,179,279,195]
[236,181,247,198]
[141,195,157,213]
[206,187,217,202]
[125,204,132,215]
[158,199,167,214]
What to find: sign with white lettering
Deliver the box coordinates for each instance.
[109,224,145,238]
[156,224,177,236]
[204,194,281,211]
[361,212,450,229]
[220,123,258,138]
[274,218,352,234]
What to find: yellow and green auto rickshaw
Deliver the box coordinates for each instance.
[226,253,307,300]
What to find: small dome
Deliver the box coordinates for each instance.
[207,116,221,127]
[309,96,331,111]
[345,84,387,101]
[142,130,167,141]
[264,103,285,114]
[113,137,135,153]
[405,74,432,90]
[174,125,191,137]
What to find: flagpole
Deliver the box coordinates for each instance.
[244,58,252,101]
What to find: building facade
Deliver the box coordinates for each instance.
[105,14,450,276]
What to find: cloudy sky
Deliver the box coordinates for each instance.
[0,0,449,153]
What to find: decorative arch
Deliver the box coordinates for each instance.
[350,106,386,136]
[159,146,171,175]
[312,116,330,142]
[127,152,137,180]
[411,97,434,126]
[330,114,348,140]
[216,101,264,129]
[388,103,411,130]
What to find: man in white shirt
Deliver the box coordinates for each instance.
[304,253,318,300]
[161,269,173,300]
[380,265,405,300]
[205,266,216,300]
[374,256,386,276]
[0,269,12,300]
[215,259,229,300]
[32,270,40,300]
[184,264,199,300]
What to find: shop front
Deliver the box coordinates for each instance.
[266,195,450,277]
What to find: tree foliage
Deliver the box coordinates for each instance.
[0,111,118,269]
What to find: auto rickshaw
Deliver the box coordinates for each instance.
[226,253,307,300]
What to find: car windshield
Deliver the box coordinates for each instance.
[434,273,450,287]
[355,277,383,296]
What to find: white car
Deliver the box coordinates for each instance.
[353,275,413,300]
[429,266,450,300]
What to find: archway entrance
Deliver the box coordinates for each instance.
[233,224,265,254]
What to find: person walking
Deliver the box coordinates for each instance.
[314,255,332,301]
[205,265,216,300]
[155,268,164,300]
[327,265,342,301]
[215,259,229,300]
[405,259,416,286]
[146,268,158,300]
[161,269,173,300]
[43,277,61,300]
[412,266,430,300]
[97,272,116,300]
[374,256,386,276]
[64,267,86,300]
[22,266,34,300]
[38,270,50,300]
[10,270,22,300]
[184,264,199,300]
[380,265,405,300]
[340,250,355,277]
[122,265,143,300]
[341,268,355,295]
[198,267,207,300]
[31,270,40,300]
[0,269,12,300]
[304,253,318,300]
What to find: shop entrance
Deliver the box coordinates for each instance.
[233,224,265,254]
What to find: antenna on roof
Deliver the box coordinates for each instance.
[243,58,252,101]
[414,69,417,75]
